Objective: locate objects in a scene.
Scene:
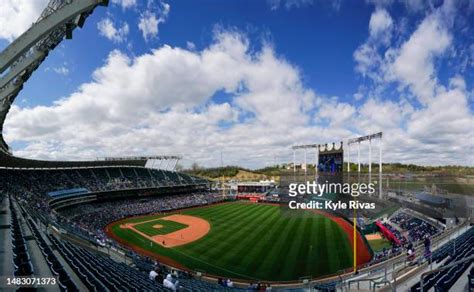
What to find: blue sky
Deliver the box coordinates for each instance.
[0,0,473,167]
[4,0,374,105]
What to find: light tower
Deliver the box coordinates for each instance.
[347,132,383,199]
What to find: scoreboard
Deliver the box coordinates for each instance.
[318,147,343,173]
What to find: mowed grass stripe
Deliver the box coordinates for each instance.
[305,217,324,276]
[313,217,328,276]
[249,217,291,278]
[194,202,262,224]
[181,203,265,255]
[323,219,338,273]
[112,226,151,247]
[184,202,258,233]
[332,223,352,270]
[277,214,311,280]
[323,219,342,273]
[266,216,300,279]
[204,203,266,226]
[292,214,315,279]
[240,211,291,273]
[182,202,247,221]
[197,204,276,261]
[335,222,352,270]
[221,206,283,271]
[184,201,248,218]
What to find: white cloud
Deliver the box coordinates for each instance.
[353,9,393,79]
[369,9,393,36]
[268,0,314,10]
[44,66,69,76]
[0,0,48,42]
[6,28,473,167]
[351,1,474,165]
[402,0,425,12]
[365,0,394,8]
[268,0,342,11]
[4,31,321,167]
[1,0,472,168]
[111,0,137,9]
[97,18,130,43]
[387,14,451,104]
[353,43,383,80]
[318,100,356,127]
[186,41,196,50]
[138,2,170,41]
[52,66,69,76]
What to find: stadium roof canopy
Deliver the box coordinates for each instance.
[415,192,449,206]
[0,147,148,169]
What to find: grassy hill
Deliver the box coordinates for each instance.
[185,166,269,181]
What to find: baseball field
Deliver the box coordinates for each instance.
[106,201,372,281]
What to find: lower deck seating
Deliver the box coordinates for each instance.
[410,227,474,292]
[48,235,164,291]
[10,197,34,277]
[314,281,337,291]
[469,267,474,291]
[25,218,78,291]
[432,228,474,263]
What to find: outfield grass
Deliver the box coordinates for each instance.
[368,238,392,252]
[109,201,354,281]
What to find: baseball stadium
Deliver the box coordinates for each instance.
[0,1,473,292]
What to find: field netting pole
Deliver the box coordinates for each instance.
[368,139,372,173]
[353,209,357,272]
[347,143,350,172]
[379,137,383,199]
[357,142,361,173]
[293,149,296,181]
[304,149,307,182]
[315,147,318,180]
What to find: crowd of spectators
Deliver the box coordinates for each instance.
[0,167,206,223]
[0,168,205,198]
[0,167,216,245]
[371,211,440,264]
[381,222,407,244]
[246,282,273,291]
[389,211,439,243]
[57,192,224,245]
[371,245,403,264]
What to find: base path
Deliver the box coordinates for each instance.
[120,214,210,248]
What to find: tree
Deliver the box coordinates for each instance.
[191,162,200,171]
[175,163,184,171]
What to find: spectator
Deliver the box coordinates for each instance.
[226,278,233,288]
[149,269,158,281]
[163,274,179,291]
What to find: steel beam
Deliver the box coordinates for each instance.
[0,50,46,89]
[0,0,106,74]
